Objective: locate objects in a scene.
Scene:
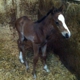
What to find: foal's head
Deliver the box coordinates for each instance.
[51,5,71,38]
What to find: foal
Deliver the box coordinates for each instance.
[15,5,71,78]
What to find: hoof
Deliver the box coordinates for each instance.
[45,69,50,72]
[26,68,29,72]
[33,74,37,79]
[25,62,29,72]
[32,72,37,79]
[19,59,24,64]
[43,64,50,72]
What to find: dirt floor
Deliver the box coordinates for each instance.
[0,25,78,80]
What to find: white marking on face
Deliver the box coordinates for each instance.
[43,64,50,72]
[58,14,71,37]
[19,51,24,63]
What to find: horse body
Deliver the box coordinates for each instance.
[16,15,54,43]
[15,5,71,79]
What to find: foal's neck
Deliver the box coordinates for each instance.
[42,13,52,26]
[42,9,53,25]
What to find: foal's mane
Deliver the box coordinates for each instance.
[35,9,53,23]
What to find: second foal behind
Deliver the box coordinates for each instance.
[15,5,71,78]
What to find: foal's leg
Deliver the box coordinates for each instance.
[32,43,39,79]
[17,38,29,71]
[41,44,50,72]
[17,39,24,63]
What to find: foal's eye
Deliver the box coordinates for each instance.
[56,22,59,25]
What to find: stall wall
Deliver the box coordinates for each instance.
[0,0,38,25]
[38,0,80,79]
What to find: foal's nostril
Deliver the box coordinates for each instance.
[65,33,69,38]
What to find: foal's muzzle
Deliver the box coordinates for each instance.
[61,31,71,38]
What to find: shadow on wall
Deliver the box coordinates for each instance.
[47,3,80,80]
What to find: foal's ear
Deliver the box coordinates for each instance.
[58,5,64,12]
[51,6,57,13]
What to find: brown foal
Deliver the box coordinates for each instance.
[15,5,71,78]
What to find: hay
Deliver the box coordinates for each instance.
[66,3,80,26]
